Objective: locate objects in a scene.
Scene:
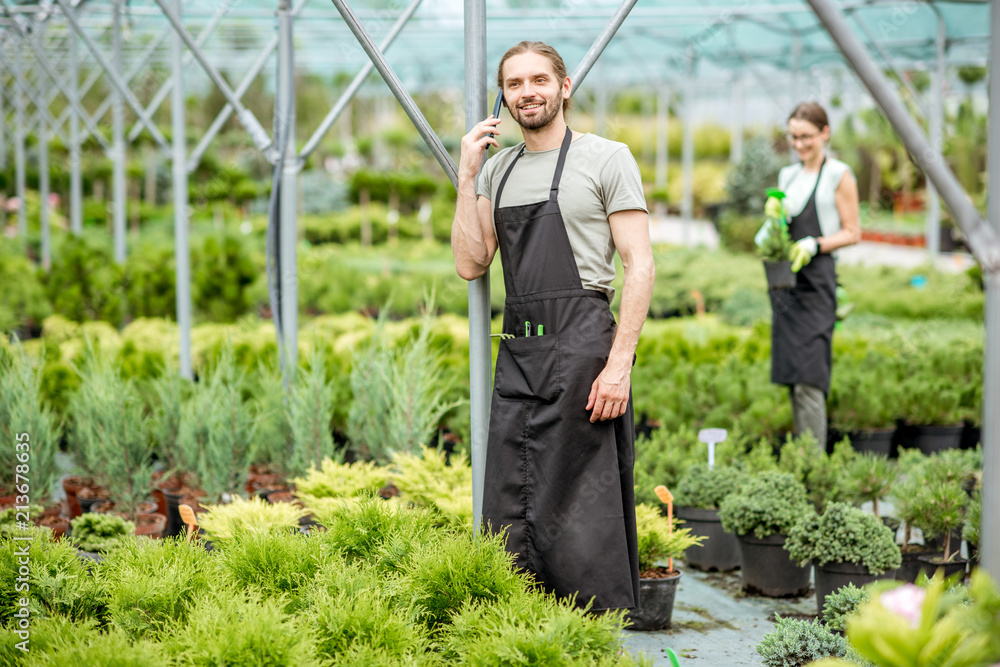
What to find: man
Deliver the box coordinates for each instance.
[451,41,655,611]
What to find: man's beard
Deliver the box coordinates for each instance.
[512,96,561,131]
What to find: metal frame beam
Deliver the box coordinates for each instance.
[54,0,170,152]
[569,0,638,95]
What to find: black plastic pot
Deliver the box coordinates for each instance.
[912,425,963,455]
[737,533,811,597]
[163,490,184,538]
[896,548,944,583]
[916,555,968,581]
[677,507,740,572]
[764,260,796,290]
[77,494,107,514]
[815,561,897,618]
[849,429,895,456]
[627,570,682,631]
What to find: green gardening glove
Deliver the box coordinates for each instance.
[789,237,818,272]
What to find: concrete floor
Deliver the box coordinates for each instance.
[622,565,818,666]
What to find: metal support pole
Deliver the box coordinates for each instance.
[981,0,1000,583]
[681,58,695,242]
[569,0,638,94]
[39,120,50,271]
[112,0,127,263]
[329,0,458,185]
[925,16,945,256]
[150,0,272,155]
[278,0,298,371]
[803,0,1000,271]
[69,26,82,235]
[299,0,421,161]
[13,42,26,237]
[655,85,668,216]
[730,74,744,164]
[53,0,170,152]
[464,0,488,534]
[172,0,192,381]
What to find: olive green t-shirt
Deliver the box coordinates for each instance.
[476,133,647,301]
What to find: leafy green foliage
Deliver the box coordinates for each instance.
[287,345,337,476]
[635,503,706,571]
[843,452,897,518]
[198,495,307,544]
[778,435,856,510]
[98,536,214,639]
[0,342,60,500]
[757,217,792,263]
[67,348,153,517]
[392,446,473,527]
[292,458,389,502]
[756,615,852,667]
[718,471,810,538]
[401,529,527,629]
[822,583,870,634]
[69,513,134,553]
[963,488,981,551]
[674,464,745,510]
[347,306,460,462]
[24,626,169,666]
[215,530,323,614]
[43,235,124,323]
[0,244,51,336]
[784,502,902,574]
[909,483,969,562]
[724,135,784,215]
[191,233,257,322]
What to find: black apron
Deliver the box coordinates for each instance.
[482,127,639,611]
[770,158,838,394]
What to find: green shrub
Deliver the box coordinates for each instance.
[784,502,901,575]
[635,503,705,571]
[0,616,98,666]
[166,591,322,667]
[98,536,214,639]
[963,488,981,553]
[287,345,337,477]
[292,458,389,501]
[674,464,745,510]
[718,471,810,538]
[43,235,123,323]
[0,247,51,336]
[441,591,629,666]
[0,343,60,501]
[909,483,969,562]
[248,361,293,472]
[191,232,257,323]
[198,495,307,544]
[778,435,856,509]
[24,626,168,666]
[70,513,135,553]
[0,527,107,625]
[716,209,759,254]
[756,615,853,667]
[317,496,437,575]
[215,530,323,614]
[401,529,527,629]
[822,582,870,634]
[303,587,429,663]
[842,452,897,518]
[724,135,784,215]
[392,446,473,527]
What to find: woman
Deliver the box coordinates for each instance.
[771,101,861,451]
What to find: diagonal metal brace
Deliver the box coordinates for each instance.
[570,0,638,95]
[151,0,272,155]
[804,0,1000,272]
[329,0,457,186]
[53,0,170,152]
[0,47,71,148]
[0,1,111,151]
[300,0,422,161]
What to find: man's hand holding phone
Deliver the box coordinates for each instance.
[457,92,504,183]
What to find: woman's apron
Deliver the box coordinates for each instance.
[482,127,639,611]
[770,158,838,394]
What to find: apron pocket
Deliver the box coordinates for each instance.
[495,335,561,402]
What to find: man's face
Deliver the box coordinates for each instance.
[501,52,569,131]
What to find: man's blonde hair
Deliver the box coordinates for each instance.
[496,41,571,113]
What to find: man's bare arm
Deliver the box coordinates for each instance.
[452,116,502,280]
[586,208,655,422]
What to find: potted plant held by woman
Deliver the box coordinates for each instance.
[626,502,705,631]
[674,464,744,572]
[756,189,796,290]
[784,501,901,617]
[718,471,813,597]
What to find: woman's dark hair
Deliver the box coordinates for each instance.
[788,101,829,131]
[496,41,571,112]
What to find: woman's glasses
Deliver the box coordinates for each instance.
[787,132,821,145]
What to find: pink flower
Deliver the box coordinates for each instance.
[880,584,925,628]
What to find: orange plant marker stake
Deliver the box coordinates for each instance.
[654,485,675,572]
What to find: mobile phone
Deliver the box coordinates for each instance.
[487,89,503,141]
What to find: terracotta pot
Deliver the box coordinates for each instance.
[92,500,158,516]
[266,490,300,505]
[134,512,167,538]
[61,475,92,518]
[35,514,70,539]
[0,495,16,509]
[78,488,110,514]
